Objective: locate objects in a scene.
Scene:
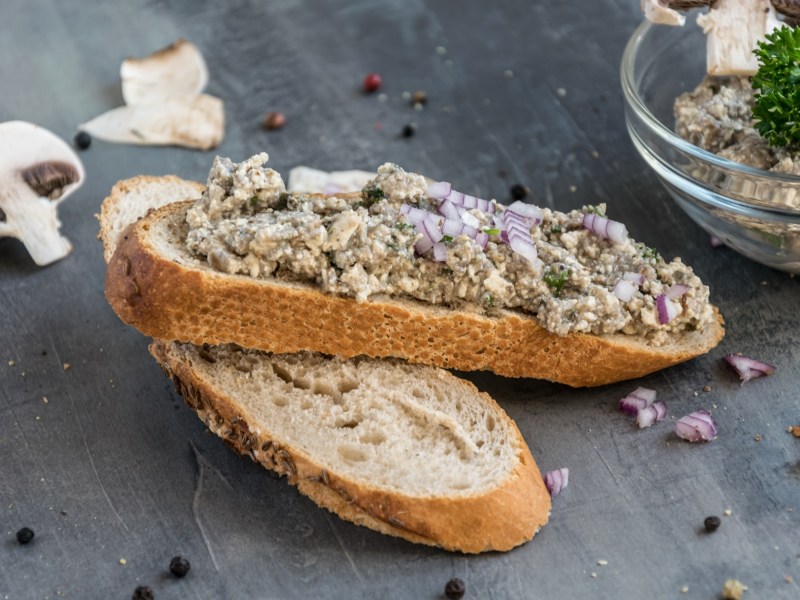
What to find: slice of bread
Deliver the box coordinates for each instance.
[98,175,204,262]
[150,340,550,552]
[99,176,550,552]
[105,197,724,387]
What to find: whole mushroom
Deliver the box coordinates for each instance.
[0,121,85,266]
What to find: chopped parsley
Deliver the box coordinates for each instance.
[550,225,562,234]
[361,185,387,207]
[396,222,415,231]
[543,267,570,297]
[752,26,800,148]
[483,293,494,307]
[249,196,259,207]
[585,205,605,216]
[483,227,501,235]
[639,243,661,262]
[441,235,454,243]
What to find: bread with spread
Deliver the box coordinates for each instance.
[105,154,724,386]
[98,175,551,553]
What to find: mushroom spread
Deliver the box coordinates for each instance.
[185,154,715,345]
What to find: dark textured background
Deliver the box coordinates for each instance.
[1,1,798,598]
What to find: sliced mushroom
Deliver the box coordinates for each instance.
[121,39,208,105]
[0,121,85,266]
[79,94,224,151]
[287,166,376,194]
[697,0,782,75]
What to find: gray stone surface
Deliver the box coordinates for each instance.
[1,0,798,598]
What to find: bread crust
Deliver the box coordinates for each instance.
[107,201,724,387]
[149,340,550,553]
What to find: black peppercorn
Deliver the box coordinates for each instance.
[16,527,34,544]
[132,586,154,600]
[74,131,91,150]
[401,124,416,138]
[169,555,191,578]
[703,515,721,532]
[510,183,527,200]
[444,578,466,599]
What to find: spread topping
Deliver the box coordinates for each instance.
[185,153,715,345]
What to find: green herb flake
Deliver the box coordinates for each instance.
[483,228,501,235]
[550,225,562,234]
[361,185,387,207]
[441,235,454,243]
[543,267,570,297]
[639,244,661,262]
[249,196,259,207]
[585,205,605,216]
[483,293,494,307]
[752,26,800,148]
[396,222,415,231]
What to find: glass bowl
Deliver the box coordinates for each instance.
[621,20,800,273]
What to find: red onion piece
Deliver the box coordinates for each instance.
[422,215,443,243]
[622,271,645,285]
[446,190,465,204]
[619,387,657,416]
[461,211,481,228]
[405,205,428,225]
[432,242,448,262]
[414,236,434,255]
[665,283,690,300]
[474,232,489,249]
[509,237,538,264]
[723,354,776,384]
[427,181,451,200]
[675,410,717,442]
[442,218,463,238]
[476,198,490,213]
[399,203,412,215]
[463,195,478,209]
[637,401,667,429]
[655,294,680,325]
[613,279,637,302]
[507,201,543,223]
[462,224,478,238]
[543,468,569,498]
[438,200,460,221]
[582,213,628,244]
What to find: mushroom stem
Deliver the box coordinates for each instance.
[696,0,782,75]
[2,184,72,265]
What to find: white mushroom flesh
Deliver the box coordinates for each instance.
[79,94,224,150]
[121,39,208,105]
[697,0,782,76]
[287,166,376,194]
[0,121,84,266]
[641,0,686,26]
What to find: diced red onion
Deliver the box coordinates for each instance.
[723,354,776,384]
[427,181,451,200]
[622,271,645,285]
[463,195,478,209]
[446,190,465,204]
[637,401,667,429]
[474,232,489,249]
[442,218,464,237]
[656,294,680,325]
[507,201,543,223]
[476,198,491,213]
[500,230,509,244]
[675,410,717,442]
[710,235,723,248]
[613,279,637,302]
[503,211,532,226]
[509,237,538,264]
[543,468,569,498]
[461,211,481,229]
[619,387,657,416]
[400,203,411,215]
[462,224,478,238]
[432,242,448,262]
[422,215,443,243]
[414,236,434,255]
[665,283,690,300]
[438,200,460,221]
[404,205,428,225]
[582,213,628,244]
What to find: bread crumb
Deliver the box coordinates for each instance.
[62,363,71,371]
[557,87,567,97]
[703,385,712,392]
[597,559,608,566]
[569,185,577,193]
[754,434,762,442]
[788,425,800,438]
[786,575,794,584]
[42,397,48,404]
[721,579,747,599]
[723,509,733,516]
[7,359,14,367]
[590,572,597,578]
[680,585,689,593]
[118,558,127,565]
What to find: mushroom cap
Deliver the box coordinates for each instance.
[668,0,712,8]
[121,39,208,105]
[0,121,85,203]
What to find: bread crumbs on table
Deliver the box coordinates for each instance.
[680,586,689,594]
[119,558,127,565]
[724,509,733,516]
[62,362,70,370]
[788,425,800,438]
[786,575,794,584]
[703,385,712,392]
[754,434,762,442]
[7,359,14,366]
[597,559,608,566]
[721,578,748,599]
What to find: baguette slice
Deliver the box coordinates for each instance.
[150,340,550,553]
[99,176,550,552]
[105,194,724,387]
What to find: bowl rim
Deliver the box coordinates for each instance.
[620,19,800,217]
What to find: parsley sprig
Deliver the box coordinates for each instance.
[543,267,570,297]
[752,26,800,148]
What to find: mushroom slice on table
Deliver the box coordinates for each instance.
[121,38,208,105]
[0,121,85,266]
[79,94,224,151]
